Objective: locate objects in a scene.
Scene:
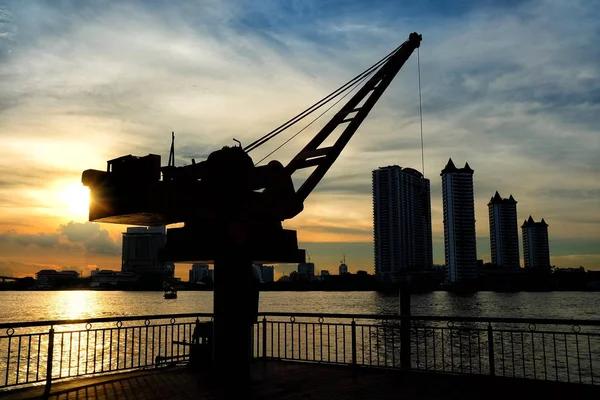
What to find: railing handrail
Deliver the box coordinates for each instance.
[0,312,212,330]
[257,312,600,326]
[2,311,599,330]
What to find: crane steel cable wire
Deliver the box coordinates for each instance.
[418,47,425,177]
[254,65,378,166]
[244,52,391,153]
[243,43,403,153]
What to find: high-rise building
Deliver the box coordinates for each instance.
[488,191,520,269]
[522,216,551,270]
[298,262,315,278]
[441,159,477,283]
[260,265,275,283]
[122,226,174,281]
[372,166,433,282]
[189,263,210,283]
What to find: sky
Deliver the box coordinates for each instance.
[0,0,598,280]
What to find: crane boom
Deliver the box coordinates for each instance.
[287,32,422,202]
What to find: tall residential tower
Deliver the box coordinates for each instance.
[522,216,551,270]
[441,159,477,283]
[488,192,520,268]
[372,166,433,283]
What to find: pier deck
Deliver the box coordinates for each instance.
[2,361,598,400]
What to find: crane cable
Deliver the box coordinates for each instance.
[418,47,425,178]
[244,50,393,153]
[254,66,378,166]
[243,43,404,153]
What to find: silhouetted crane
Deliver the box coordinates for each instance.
[82,32,422,381]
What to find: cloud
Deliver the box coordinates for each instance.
[0,221,120,256]
[60,221,121,255]
[0,229,60,247]
[0,165,72,189]
[0,5,15,59]
[0,260,61,278]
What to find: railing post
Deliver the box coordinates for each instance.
[262,316,267,359]
[400,282,411,370]
[351,319,357,367]
[43,326,55,398]
[487,323,495,377]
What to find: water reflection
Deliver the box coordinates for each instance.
[0,291,598,323]
[59,291,96,320]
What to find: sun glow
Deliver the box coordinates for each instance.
[59,183,90,219]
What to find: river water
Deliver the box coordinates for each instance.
[1,290,598,323]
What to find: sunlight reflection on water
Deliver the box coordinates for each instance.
[0,290,598,323]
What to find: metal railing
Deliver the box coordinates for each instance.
[1,312,599,392]
[254,313,600,385]
[0,313,211,392]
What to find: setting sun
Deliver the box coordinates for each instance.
[59,183,90,219]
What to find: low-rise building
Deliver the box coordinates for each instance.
[90,269,138,288]
[35,269,81,289]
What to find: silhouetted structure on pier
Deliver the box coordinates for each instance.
[82,32,423,384]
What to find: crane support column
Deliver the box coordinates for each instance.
[212,220,259,382]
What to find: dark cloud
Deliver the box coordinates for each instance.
[314,172,372,195]
[0,6,16,60]
[295,224,371,237]
[0,260,58,278]
[0,230,60,247]
[0,222,120,255]
[534,188,600,201]
[60,221,120,255]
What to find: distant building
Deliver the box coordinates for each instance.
[339,263,348,275]
[372,165,433,283]
[35,269,80,288]
[207,269,214,282]
[488,191,520,269]
[298,262,315,278]
[189,263,210,283]
[260,265,275,283]
[522,216,551,270]
[122,226,174,280]
[321,270,330,276]
[252,264,274,283]
[90,269,137,288]
[441,159,477,283]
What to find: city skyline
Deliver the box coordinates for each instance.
[0,1,598,280]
